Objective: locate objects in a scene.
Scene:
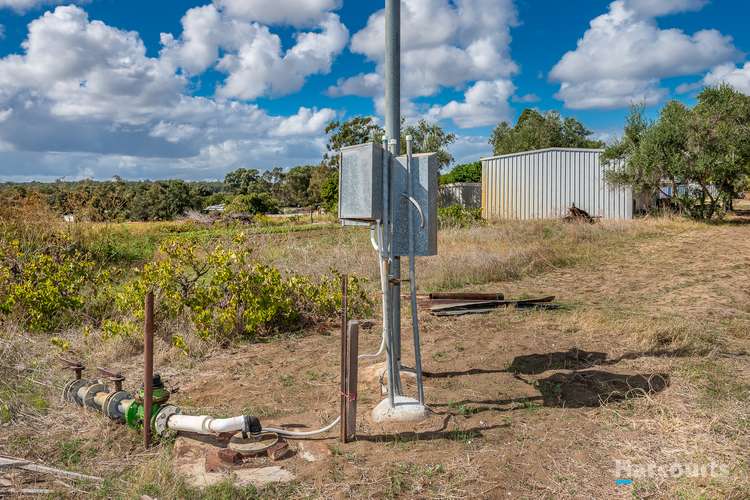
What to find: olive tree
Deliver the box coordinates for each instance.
[604,85,750,220]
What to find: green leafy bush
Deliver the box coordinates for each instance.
[438,205,483,228]
[440,162,482,185]
[0,236,102,332]
[108,237,372,344]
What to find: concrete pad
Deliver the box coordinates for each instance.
[296,441,332,463]
[234,467,295,488]
[371,396,429,423]
[172,436,295,489]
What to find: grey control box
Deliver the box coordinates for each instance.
[338,142,383,222]
[391,153,438,256]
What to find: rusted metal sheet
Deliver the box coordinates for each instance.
[429,292,504,301]
[482,148,632,220]
[429,295,558,316]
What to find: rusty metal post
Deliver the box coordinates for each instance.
[344,320,359,443]
[144,291,154,448]
[339,274,348,443]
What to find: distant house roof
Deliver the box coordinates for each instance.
[204,204,225,213]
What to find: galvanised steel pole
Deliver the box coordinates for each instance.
[385,0,403,402]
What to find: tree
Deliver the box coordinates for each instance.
[440,162,482,185]
[320,169,339,213]
[225,193,280,215]
[401,119,456,170]
[604,85,750,220]
[323,117,385,167]
[490,109,604,155]
[224,168,269,195]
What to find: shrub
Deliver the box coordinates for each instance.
[0,235,103,332]
[109,237,372,345]
[438,205,483,228]
[225,193,280,215]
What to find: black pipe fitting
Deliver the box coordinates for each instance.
[243,415,262,434]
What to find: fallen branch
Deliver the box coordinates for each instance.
[0,457,103,483]
[0,488,54,495]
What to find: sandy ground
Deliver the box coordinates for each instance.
[159,219,749,498]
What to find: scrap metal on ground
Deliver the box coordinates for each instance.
[563,204,599,224]
[426,292,560,316]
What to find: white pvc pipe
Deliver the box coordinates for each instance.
[166,413,341,439]
[167,414,247,434]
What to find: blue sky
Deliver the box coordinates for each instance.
[0,0,749,181]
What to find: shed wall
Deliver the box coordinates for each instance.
[439,183,481,208]
[481,149,632,220]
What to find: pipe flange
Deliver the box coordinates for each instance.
[103,390,132,422]
[62,379,78,403]
[83,383,109,410]
[64,379,92,406]
[154,405,180,436]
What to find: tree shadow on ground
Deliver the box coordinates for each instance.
[507,348,608,374]
[423,346,696,380]
[426,347,674,414]
[431,370,669,414]
[533,370,670,408]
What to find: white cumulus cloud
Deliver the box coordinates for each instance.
[0,0,89,13]
[160,4,348,100]
[329,0,518,128]
[0,5,339,180]
[550,0,738,109]
[623,0,707,17]
[428,80,516,128]
[703,62,750,94]
[272,107,337,137]
[213,0,341,27]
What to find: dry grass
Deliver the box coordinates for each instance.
[252,216,694,293]
[1,214,749,498]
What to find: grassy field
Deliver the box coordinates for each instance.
[1,213,749,498]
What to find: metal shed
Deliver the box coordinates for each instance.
[439,182,481,208]
[481,148,633,220]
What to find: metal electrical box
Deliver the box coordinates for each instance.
[338,142,383,222]
[391,153,438,256]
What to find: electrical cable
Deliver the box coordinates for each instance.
[261,416,341,438]
[359,221,388,360]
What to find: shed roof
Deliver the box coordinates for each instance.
[481,147,605,162]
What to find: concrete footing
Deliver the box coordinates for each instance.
[371,396,428,423]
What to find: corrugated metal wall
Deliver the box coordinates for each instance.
[482,148,633,220]
[439,183,481,208]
